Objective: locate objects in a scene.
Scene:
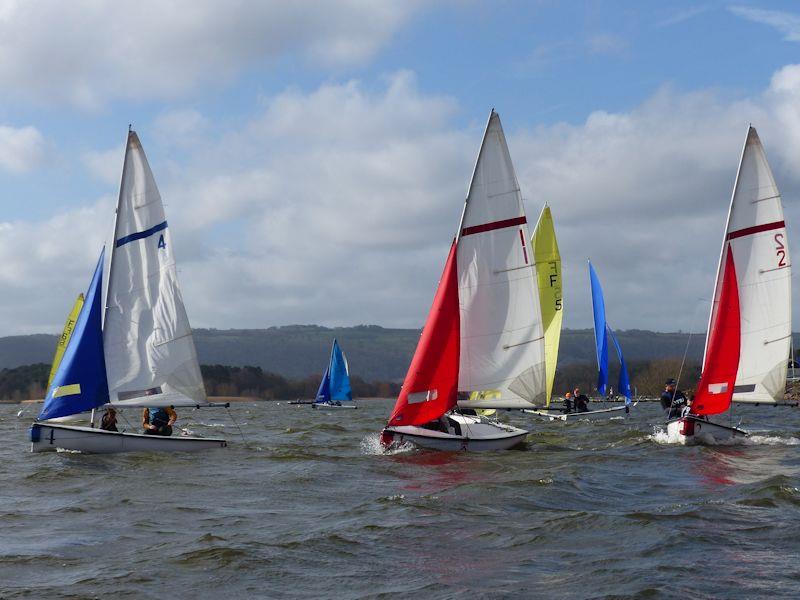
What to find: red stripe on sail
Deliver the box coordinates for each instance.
[691,245,740,416]
[461,216,526,237]
[387,241,460,426]
[727,220,785,240]
[519,229,529,264]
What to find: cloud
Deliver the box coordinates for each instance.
[586,33,627,56]
[0,1,423,109]
[729,5,800,41]
[657,5,712,28]
[7,64,800,336]
[0,124,45,173]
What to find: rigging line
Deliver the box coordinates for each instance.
[672,300,707,406]
[226,406,246,443]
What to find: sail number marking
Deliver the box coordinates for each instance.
[775,233,786,267]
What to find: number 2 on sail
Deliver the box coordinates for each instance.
[775,233,786,267]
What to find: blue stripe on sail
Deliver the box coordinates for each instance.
[39,250,109,420]
[115,221,168,248]
[608,327,632,404]
[589,261,608,396]
[329,339,352,402]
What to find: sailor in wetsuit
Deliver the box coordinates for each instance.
[142,406,177,436]
[563,392,573,414]
[661,378,688,419]
[573,387,590,413]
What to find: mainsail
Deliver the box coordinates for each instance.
[532,205,562,406]
[693,246,740,415]
[328,339,352,402]
[47,293,85,390]
[589,261,631,403]
[456,110,546,409]
[103,131,206,408]
[706,126,791,404]
[388,242,460,426]
[38,252,108,421]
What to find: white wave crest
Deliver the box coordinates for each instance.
[360,432,414,455]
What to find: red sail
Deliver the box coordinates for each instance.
[692,245,740,416]
[387,241,460,426]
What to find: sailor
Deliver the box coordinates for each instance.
[661,378,688,419]
[563,392,573,413]
[142,405,177,436]
[100,407,118,432]
[573,387,590,413]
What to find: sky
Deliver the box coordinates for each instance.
[0,0,799,335]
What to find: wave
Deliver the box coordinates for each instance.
[649,426,800,446]
[360,432,414,455]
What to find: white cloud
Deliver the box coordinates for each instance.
[729,5,800,41]
[0,124,45,173]
[0,0,423,109]
[82,147,124,185]
[8,64,800,336]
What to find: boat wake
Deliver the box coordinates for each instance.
[360,433,414,455]
[649,427,800,446]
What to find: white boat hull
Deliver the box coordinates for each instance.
[665,415,748,446]
[30,422,227,454]
[382,414,528,452]
[312,402,357,410]
[523,402,636,421]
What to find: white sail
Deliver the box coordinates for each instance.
[456,110,546,409]
[706,126,792,404]
[103,131,207,408]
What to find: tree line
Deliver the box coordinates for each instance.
[0,363,401,401]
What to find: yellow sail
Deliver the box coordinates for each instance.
[532,206,562,406]
[47,293,84,389]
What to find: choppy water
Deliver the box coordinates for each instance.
[2,400,800,598]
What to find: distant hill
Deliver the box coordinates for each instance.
[3,325,799,382]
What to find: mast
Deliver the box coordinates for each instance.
[703,126,749,366]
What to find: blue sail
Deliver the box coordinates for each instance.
[328,339,352,402]
[607,327,632,404]
[315,366,331,404]
[38,250,109,420]
[588,261,609,396]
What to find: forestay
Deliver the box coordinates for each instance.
[456,111,545,409]
[707,127,792,404]
[532,205,563,407]
[103,132,206,408]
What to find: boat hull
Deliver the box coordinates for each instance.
[312,402,357,410]
[30,422,227,454]
[665,415,748,446]
[382,415,528,452]
[524,402,636,421]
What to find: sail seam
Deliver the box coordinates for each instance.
[759,265,790,274]
[750,194,780,204]
[493,265,534,274]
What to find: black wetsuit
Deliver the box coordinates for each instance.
[563,397,573,413]
[574,394,589,413]
[661,389,687,419]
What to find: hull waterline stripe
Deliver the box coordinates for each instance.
[116,220,168,247]
[727,220,784,240]
[462,216,526,237]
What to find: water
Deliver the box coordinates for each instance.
[2,400,800,598]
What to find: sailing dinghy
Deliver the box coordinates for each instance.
[524,260,636,421]
[667,126,790,444]
[313,339,357,409]
[31,130,226,454]
[381,110,542,451]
